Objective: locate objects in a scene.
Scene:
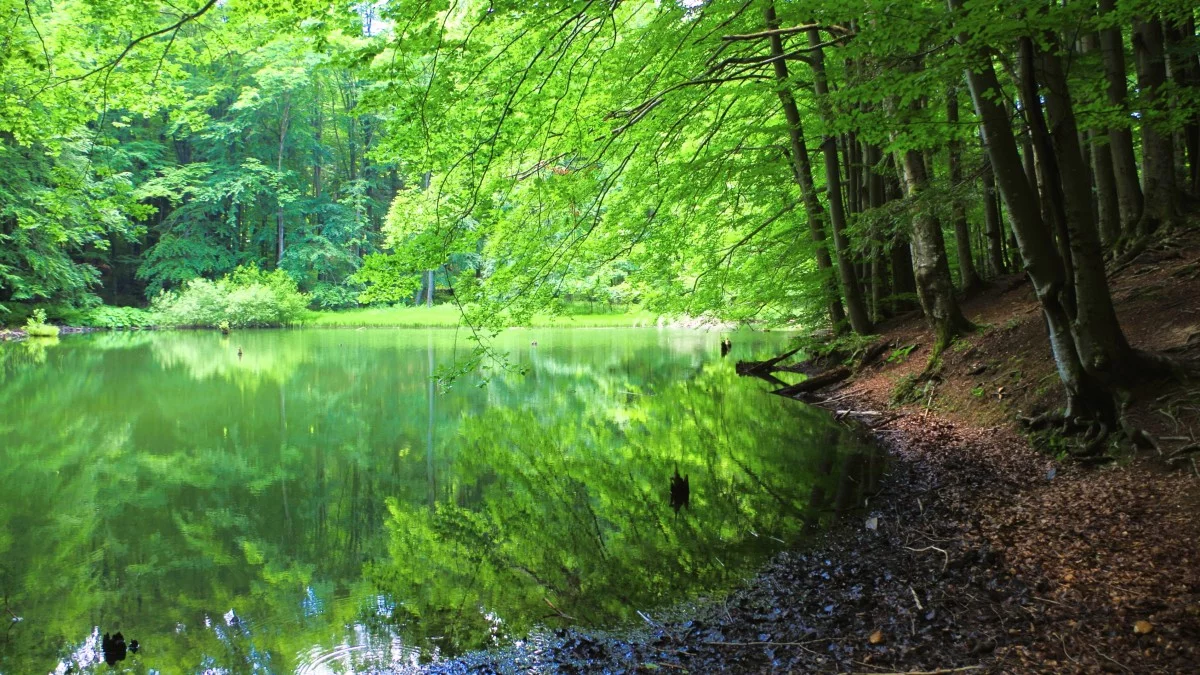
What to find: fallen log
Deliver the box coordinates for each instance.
[736,346,802,376]
[771,366,850,398]
[855,339,894,371]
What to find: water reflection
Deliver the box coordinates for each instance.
[0,328,882,673]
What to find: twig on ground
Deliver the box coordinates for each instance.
[903,545,949,572]
[543,598,577,621]
[910,586,924,611]
[844,662,984,667]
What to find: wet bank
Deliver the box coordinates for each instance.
[416,397,1200,674]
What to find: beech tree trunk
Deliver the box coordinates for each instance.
[947,88,982,292]
[1164,17,1200,193]
[1077,18,1122,249]
[865,141,887,320]
[980,151,1007,277]
[1085,127,1121,248]
[950,0,1146,423]
[1019,37,1075,313]
[808,28,872,334]
[1038,41,1137,389]
[895,144,973,353]
[765,3,847,332]
[1097,0,1144,234]
[1133,17,1179,238]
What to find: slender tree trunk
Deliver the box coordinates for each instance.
[1163,17,1200,194]
[1080,30,1120,247]
[421,170,435,307]
[1019,36,1075,314]
[765,3,846,331]
[1086,128,1121,248]
[980,149,1006,276]
[947,87,982,292]
[276,94,291,266]
[1133,17,1180,238]
[865,141,886,320]
[1098,0,1145,234]
[808,27,872,334]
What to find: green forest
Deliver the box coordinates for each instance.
[4,0,1199,410]
[3,1,1200,672]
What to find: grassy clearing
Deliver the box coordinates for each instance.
[302,305,662,328]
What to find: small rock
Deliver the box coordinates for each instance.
[1134,620,1154,635]
[865,516,878,531]
[868,630,884,645]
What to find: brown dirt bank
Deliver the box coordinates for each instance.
[422,231,1200,674]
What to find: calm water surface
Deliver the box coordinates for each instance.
[0,328,881,674]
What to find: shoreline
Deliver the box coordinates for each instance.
[417,389,1198,674]
[414,228,1200,673]
[0,325,102,341]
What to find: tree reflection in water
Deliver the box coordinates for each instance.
[0,328,881,672]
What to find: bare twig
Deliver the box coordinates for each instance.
[844,662,984,667]
[903,545,949,572]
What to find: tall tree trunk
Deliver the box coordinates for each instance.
[865,141,887,320]
[1133,17,1180,238]
[421,170,435,307]
[1163,17,1200,194]
[950,0,1150,422]
[1019,36,1075,314]
[765,3,846,331]
[807,27,872,334]
[894,145,974,353]
[885,157,919,314]
[1038,40,1138,388]
[1086,128,1121,248]
[1097,0,1145,234]
[1080,29,1121,247]
[947,87,982,292]
[980,149,1007,276]
[276,94,291,266]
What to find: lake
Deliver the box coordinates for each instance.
[0,328,882,674]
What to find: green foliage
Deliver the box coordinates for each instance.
[887,344,919,364]
[23,308,60,337]
[83,306,157,329]
[152,265,308,328]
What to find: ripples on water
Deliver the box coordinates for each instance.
[0,328,882,673]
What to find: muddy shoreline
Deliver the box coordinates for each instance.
[418,392,1199,674]
[0,325,103,341]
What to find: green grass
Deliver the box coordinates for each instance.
[24,324,60,338]
[302,305,662,328]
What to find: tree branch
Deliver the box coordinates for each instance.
[722,23,852,42]
[30,0,219,100]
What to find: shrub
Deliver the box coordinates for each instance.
[24,309,60,338]
[84,306,157,329]
[310,282,362,311]
[153,265,309,328]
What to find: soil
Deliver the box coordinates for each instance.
[420,228,1200,674]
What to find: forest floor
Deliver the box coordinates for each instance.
[424,227,1200,674]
